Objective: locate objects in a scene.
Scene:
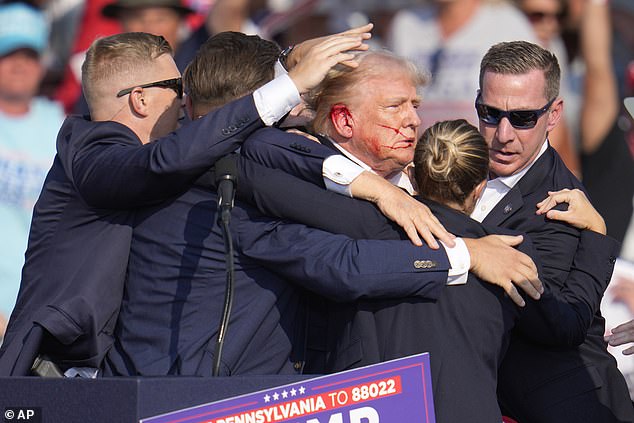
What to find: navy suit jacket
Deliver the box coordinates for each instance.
[0,94,264,375]
[238,128,627,422]
[103,173,451,377]
[485,146,633,423]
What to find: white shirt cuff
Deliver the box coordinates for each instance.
[442,237,470,285]
[322,155,365,197]
[253,73,301,126]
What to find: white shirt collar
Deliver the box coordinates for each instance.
[492,139,549,189]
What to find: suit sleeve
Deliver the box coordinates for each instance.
[241,127,334,187]
[63,95,263,209]
[233,204,450,301]
[515,230,619,346]
[237,156,407,240]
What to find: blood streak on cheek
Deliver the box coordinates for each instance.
[377,124,408,138]
[377,124,413,149]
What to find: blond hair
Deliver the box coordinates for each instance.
[305,50,428,137]
[415,119,489,206]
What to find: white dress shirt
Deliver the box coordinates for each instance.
[471,141,549,222]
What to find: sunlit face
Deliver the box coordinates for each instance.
[145,54,183,141]
[120,7,182,51]
[0,48,43,102]
[343,65,422,177]
[478,69,561,177]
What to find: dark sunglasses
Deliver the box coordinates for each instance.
[116,77,183,99]
[475,93,555,129]
[526,11,565,24]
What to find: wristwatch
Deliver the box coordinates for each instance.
[278,45,295,71]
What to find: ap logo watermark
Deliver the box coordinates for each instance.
[4,407,41,423]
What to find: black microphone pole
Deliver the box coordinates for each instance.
[212,154,237,377]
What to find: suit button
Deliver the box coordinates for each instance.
[228,125,237,132]
[293,361,303,371]
[414,260,435,269]
[609,256,616,264]
[222,128,230,135]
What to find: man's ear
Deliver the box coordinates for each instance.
[546,97,563,133]
[330,104,354,139]
[129,87,150,117]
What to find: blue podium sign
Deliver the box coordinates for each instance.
[142,353,435,423]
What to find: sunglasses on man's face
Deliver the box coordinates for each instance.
[475,94,555,129]
[116,77,183,99]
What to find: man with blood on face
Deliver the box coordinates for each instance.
[309,50,425,192]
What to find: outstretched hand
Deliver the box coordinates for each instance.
[605,319,634,355]
[287,23,373,94]
[465,235,543,307]
[536,188,606,234]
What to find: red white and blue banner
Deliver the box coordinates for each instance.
[142,353,435,423]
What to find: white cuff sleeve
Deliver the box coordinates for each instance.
[323,155,365,197]
[253,73,301,126]
[442,237,470,285]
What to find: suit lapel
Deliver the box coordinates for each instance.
[482,146,555,227]
[482,186,524,227]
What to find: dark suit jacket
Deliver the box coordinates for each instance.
[103,177,451,377]
[0,94,265,375]
[484,147,633,423]
[238,130,618,421]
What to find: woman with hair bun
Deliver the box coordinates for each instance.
[414,119,489,215]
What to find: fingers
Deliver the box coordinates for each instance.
[604,320,634,353]
[396,201,440,249]
[516,250,543,296]
[340,23,374,37]
[495,234,524,248]
[610,319,634,334]
[606,330,634,348]
[402,222,423,247]
[502,282,526,307]
[407,200,451,249]
[536,189,571,215]
[288,47,359,93]
[513,275,542,300]
[623,346,634,355]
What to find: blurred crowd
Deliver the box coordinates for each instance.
[1,0,633,367]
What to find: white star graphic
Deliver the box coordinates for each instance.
[290,388,297,396]
[272,392,280,401]
[281,390,289,399]
[298,386,306,395]
[264,394,271,403]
